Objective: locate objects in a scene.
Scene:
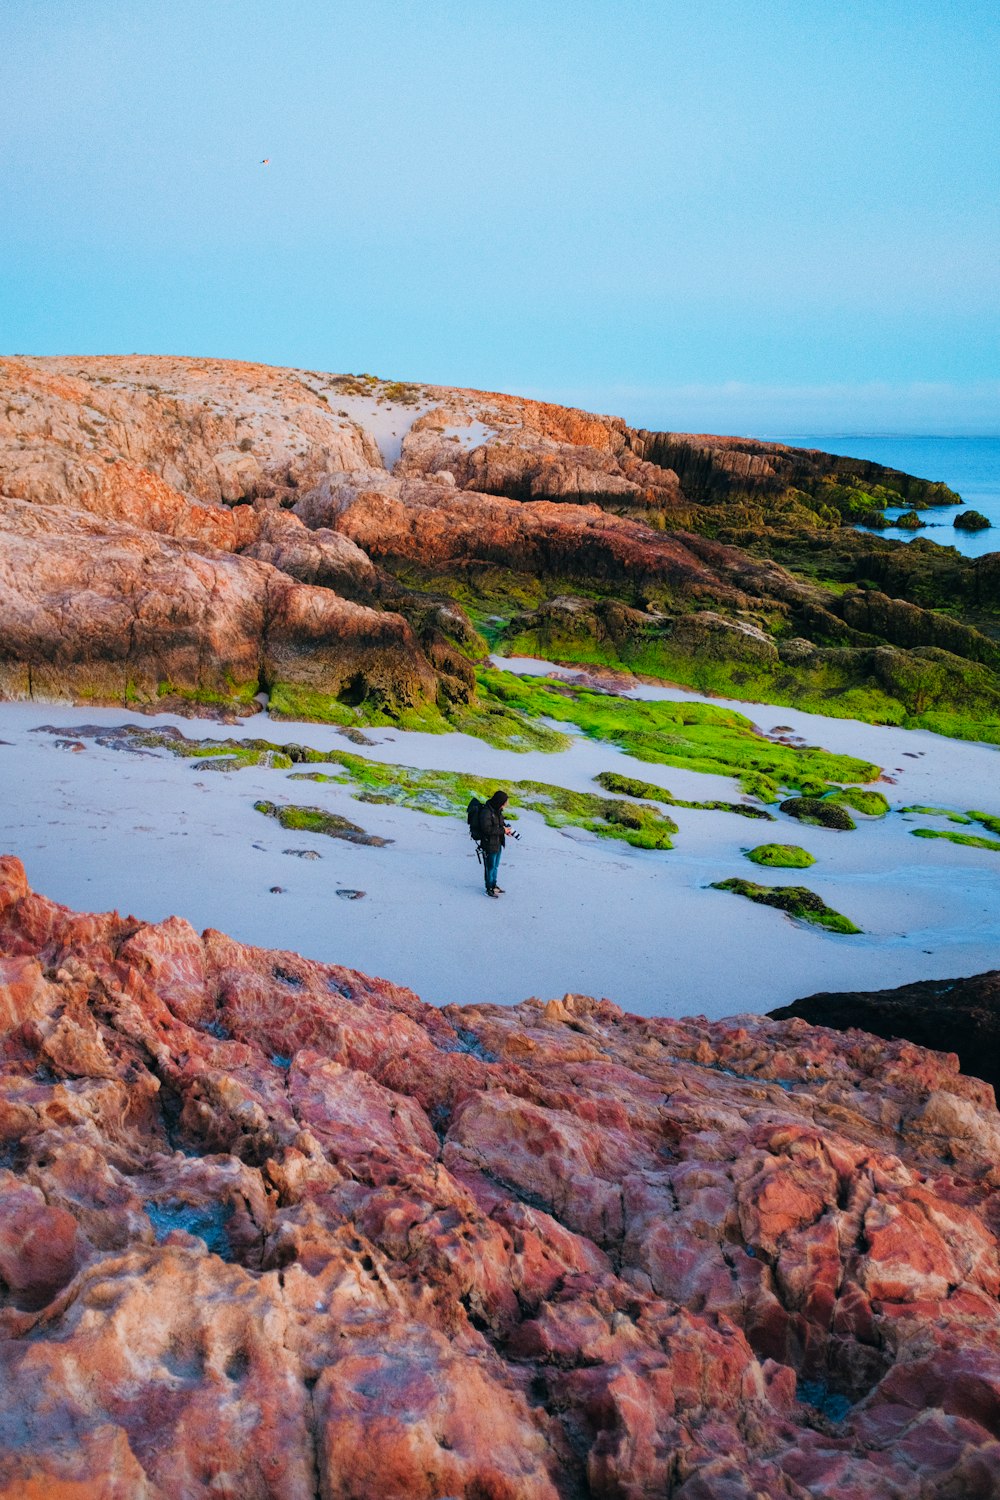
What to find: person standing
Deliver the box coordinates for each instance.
[479,790,511,897]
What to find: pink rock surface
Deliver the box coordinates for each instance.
[1,856,1000,1497]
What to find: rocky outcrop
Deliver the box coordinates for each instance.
[627,430,962,512]
[955,510,991,532]
[2,355,996,737]
[311,473,754,604]
[2,857,1000,1497]
[772,969,1000,1098]
[0,494,435,711]
[397,406,684,512]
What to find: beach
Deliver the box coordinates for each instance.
[4,663,998,1020]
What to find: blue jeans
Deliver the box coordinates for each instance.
[483,848,502,890]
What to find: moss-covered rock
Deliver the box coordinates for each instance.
[594,770,775,820]
[826,787,890,817]
[253,801,392,846]
[900,804,972,824]
[911,828,1000,853]
[711,878,861,933]
[744,844,816,869]
[480,670,880,795]
[955,510,991,532]
[779,797,856,831]
[291,764,680,850]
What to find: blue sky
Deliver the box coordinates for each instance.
[2,0,997,433]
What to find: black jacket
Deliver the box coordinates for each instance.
[478,802,507,854]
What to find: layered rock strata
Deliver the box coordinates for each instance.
[1,858,999,1497]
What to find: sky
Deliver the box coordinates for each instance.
[2,0,998,434]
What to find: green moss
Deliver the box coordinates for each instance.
[267,676,570,753]
[594,771,775,821]
[780,797,856,830]
[197,749,293,772]
[479,669,880,796]
[156,678,259,709]
[446,699,572,752]
[744,844,816,869]
[268,682,451,734]
[826,787,890,817]
[253,800,390,846]
[911,828,1000,852]
[499,617,1000,747]
[900,805,973,824]
[968,810,1000,835]
[711,878,861,933]
[291,756,679,850]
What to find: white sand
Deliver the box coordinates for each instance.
[1,676,997,1020]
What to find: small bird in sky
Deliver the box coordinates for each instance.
[261,158,270,165]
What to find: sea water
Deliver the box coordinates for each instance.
[764,435,1000,559]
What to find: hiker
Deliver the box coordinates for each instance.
[476,790,511,898]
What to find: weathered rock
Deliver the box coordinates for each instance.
[0,493,436,712]
[2,856,1000,1496]
[955,509,991,532]
[2,355,996,741]
[780,796,857,830]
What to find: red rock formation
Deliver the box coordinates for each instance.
[306,473,760,607]
[0,494,435,709]
[4,354,991,725]
[1,857,999,1496]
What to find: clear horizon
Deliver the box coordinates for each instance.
[3,0,998,436]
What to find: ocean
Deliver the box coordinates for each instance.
[765,434,1000,559]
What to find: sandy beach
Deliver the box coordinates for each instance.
[2,662,997,1020]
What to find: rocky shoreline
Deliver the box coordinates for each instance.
[1,857,999,1496]
[2,355,998,745]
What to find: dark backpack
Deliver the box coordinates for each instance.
[466,796,485,842]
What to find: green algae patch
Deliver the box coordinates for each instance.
[198,749,294,772]
[779,797,856,831]
[291,758,678,850]
[480,669,881,796]
[968,810,1000,835]
[594,771,775,821]
[826,787,890,818]
[269,678,570,754]
[744,844,816,869]
[499,609,1000,747]
[711,878,861,933]
[911,828,1000,853]
[268,682,451,735]
[900,805,973,824]
[253,800,391,847]
[446,699,572,753]
[156,678,259,711]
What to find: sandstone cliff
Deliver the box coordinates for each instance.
[1,857,999,1497]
